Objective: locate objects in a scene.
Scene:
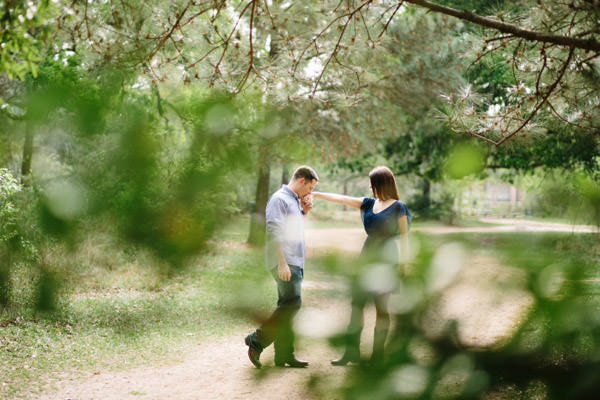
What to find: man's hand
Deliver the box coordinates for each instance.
[301,195,313,215]
[278,263,292,281]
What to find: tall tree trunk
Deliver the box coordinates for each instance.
[422,178,431,209]
[247,34,280,246]
[342,178,349,211]
[21,126,33,187]
[281,163,288,185]
[247,161,270,246]
[0,249,11,308]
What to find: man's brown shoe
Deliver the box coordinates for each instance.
[245,335,262,369]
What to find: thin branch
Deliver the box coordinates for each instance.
[545,100,590,131]
[333,0,346,14]
[236,0,262,93]
[358,9,374,44]
[169,36,185,61]
[312,15,352,96]
[293,0,373,77]
[210,0,254,79]
[333,54,362,88]
[181,6,215,29]
[495,47,575,145]
[377,1,404,40]
[83,0,92,39]
[511,39,523,84]
[262,0,277,29]
[535,45,549,95]
[138,0,193,67]
[580,52,600,64]
[466,40,510,71]
[458,128,503,146]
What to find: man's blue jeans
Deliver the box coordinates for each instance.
[247,265,303,358]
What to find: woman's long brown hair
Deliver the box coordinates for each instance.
[369,166,400,201]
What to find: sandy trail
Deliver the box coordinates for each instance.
[38,219,582,399]
[39,300,350,400]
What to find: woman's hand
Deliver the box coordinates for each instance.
[301,195,313,214]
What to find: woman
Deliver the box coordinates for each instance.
[312,166,411,365]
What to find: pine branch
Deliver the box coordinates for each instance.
[404,0,600,52]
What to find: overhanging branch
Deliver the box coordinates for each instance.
[404,0,600,52]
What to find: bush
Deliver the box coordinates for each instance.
[529,171,600,226]
[408,190,457,224]
[0,169,21,307]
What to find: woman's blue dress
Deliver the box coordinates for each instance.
[360,197,412,265]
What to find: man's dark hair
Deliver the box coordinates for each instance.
[292,165,319,182]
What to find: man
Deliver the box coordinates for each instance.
[244,165,319,368]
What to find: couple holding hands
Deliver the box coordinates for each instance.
[245,165,411,369]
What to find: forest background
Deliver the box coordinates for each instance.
[1,0,599,399]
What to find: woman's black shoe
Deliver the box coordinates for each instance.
[331,353,360,366]
[275,355,309,368]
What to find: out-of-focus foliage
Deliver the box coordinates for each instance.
[445,142,486,179]
[316,232,600,400]
[0,52,294,311]
[0,0,55,80]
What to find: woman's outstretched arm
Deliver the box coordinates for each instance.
[312,192,364,209]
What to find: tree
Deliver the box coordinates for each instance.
[0,0,55,80]
[5,1,599,148]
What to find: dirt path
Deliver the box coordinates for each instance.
[39,299,351,400]
[38,219,582,400]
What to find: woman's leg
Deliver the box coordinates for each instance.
[331,281,366,365]
[371,293,390,364]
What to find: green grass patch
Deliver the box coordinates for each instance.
[0,216,274,399]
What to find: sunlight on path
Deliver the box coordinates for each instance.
[421,256,534,348]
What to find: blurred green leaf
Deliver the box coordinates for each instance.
[445,142,486,179]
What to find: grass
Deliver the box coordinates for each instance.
[508,215,598,226]
[0,216,274,399]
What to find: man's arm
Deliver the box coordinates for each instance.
[276,243,291,281]
[266,197,292,281]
